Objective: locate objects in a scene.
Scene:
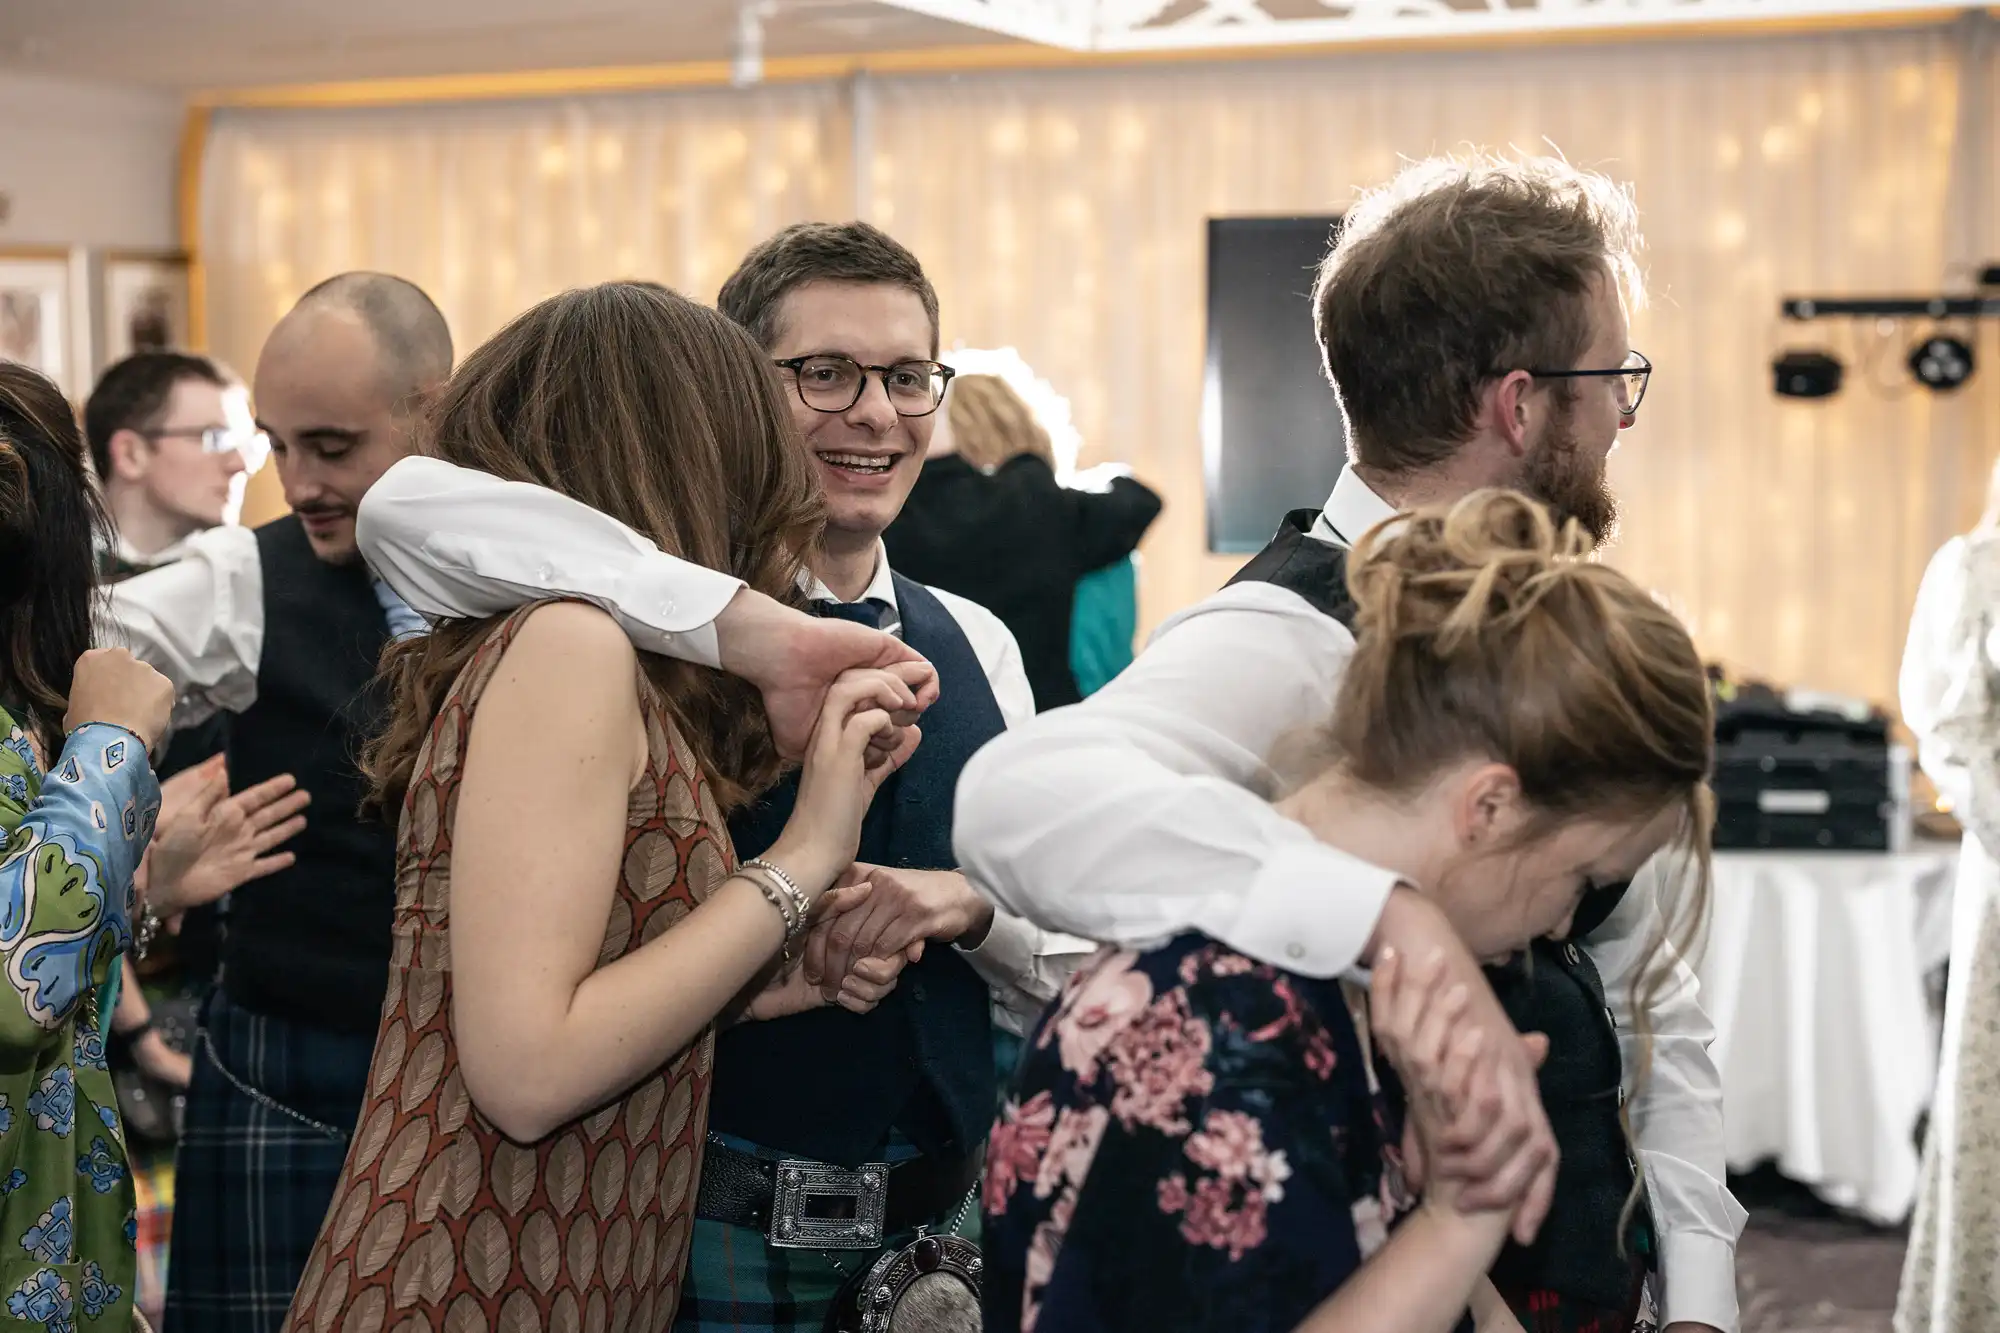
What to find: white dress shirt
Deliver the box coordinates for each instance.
[102,524,267,731]
[355,455,1092,1035]
[952,465,1745,1331]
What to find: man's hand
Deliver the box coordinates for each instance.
[735,881,915,1022]
[1367,886,1559,1245]
[801,865,995,989]
[158,754,227,829]
[714,589,939,761]
[146,769,311,919]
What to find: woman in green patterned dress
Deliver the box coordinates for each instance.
[0,363,174,1333]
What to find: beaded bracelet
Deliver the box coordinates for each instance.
[740,865,798,936]
[735,864,806,968]
[134,905,162,961]
[743,857,812,929]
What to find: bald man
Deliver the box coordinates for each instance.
[107,272,453,1333]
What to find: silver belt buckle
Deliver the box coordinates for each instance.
[770,1159,890,1250]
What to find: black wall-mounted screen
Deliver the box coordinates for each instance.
[1203,216,1347,553]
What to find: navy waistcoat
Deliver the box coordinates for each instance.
[712,574,1006,1168]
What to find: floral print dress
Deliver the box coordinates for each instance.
[983,935,1459,1333]
[0,711,160,1332]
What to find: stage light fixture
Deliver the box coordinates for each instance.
[1773,349,1843,399]
[1908,333,1975,391]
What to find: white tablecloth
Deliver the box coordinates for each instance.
[1691,848,1958,1224]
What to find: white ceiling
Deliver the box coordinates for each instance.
[0,0,1020,93]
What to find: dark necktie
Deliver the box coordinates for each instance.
[814,599,891,632]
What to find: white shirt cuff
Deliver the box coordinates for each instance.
[613,554,737,669]
[1656,1228,1741,1332]
[1205,840,1397,978]
[956,908,1037,981]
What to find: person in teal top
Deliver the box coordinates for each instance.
[1070,554,1141,698]
[0,362,175,1332]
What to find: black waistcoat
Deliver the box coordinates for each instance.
[1227,507,1650,1309]
[221,516,397,1034]
[713,574,1004,1168]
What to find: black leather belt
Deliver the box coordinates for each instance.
[696,1137,978,1250]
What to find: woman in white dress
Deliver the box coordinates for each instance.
[1897,461,2000,1332]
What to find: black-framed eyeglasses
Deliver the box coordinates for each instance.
[773,355,956,417]
[142,426,271,470]
[1524,349,1652,420]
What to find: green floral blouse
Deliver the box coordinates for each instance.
[0,709,159,1332]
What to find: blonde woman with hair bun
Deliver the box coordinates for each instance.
[982,489,1714,1333]
[884,371,1161,710]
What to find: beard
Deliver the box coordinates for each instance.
[1514,395,1618,545]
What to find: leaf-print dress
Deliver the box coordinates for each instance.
[0,712,161,1332]
[982,935,1463,1333]
[282,606,723,1333]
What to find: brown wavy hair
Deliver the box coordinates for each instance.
[1315,152,1645,476]
[1332,489,1713,1232]
[945,374,1055,472]
[362,282,822,814]
[0,363,110,748]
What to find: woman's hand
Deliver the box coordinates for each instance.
[64,647,173,752]
[766,665,927,894]
[736,881,915,1021]
[144,769,310,918]
[129,1028,194,1089]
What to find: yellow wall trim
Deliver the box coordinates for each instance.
[179,106,211,352]
[191,7,1975,110]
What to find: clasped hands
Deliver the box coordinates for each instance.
[741,863,993,1021]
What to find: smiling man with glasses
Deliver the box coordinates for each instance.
[353,221,1092,1332]
[86,351,265,575]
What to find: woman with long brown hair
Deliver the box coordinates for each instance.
[282,283,925,1331]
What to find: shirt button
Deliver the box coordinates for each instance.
[910,982,927,1003]
[659,600,676,617]
[1564,942,1581,966]
[535,563,554,583]
[1285,943,1305,961]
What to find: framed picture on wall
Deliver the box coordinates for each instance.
[101,251,192,367]
[0,248,75,397]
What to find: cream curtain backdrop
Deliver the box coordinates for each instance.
[199,78,851,479]
[199,21,2000,708]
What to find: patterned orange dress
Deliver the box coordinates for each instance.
[283,606,725,1333]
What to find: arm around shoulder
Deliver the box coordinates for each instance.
[357,455,744,667]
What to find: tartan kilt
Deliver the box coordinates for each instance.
[673,1219,855,1333]
[162,989,375,1333]
[674,1211,980,1333]
[1496,1254,1657,1333]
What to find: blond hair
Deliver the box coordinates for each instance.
[945,374,1055,472]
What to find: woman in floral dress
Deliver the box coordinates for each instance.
[984,491,1716,1333]
[0,362,176,1332]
